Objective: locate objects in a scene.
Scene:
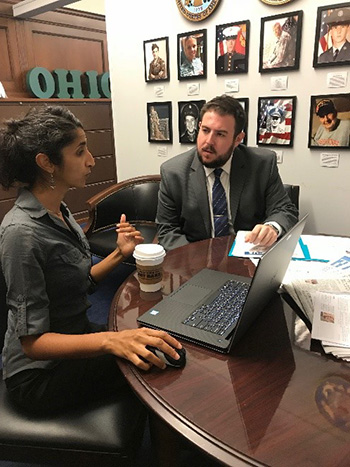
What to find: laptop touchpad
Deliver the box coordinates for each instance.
[171,284,212,305]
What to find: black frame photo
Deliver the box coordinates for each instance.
[147,102,172,143]
[259,10,303,73]
[257,96,296,147]
[215,20,250,75]
[236,97,249,145]
[143,37,170,82]
[313,3,350,68]
[308,93,350,148]
[178,100,206,144]
[178,29,207,80]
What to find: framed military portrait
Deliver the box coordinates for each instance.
[144,37,170,82]
[178,100,205,144]
[313,3,350,68]
[257,96,296,147]
[177,29,207,80]
[215,21,250,75]
[236,97,249,145]
[259,10,303,73]
[308,93,350,148]
[147,102,173,143]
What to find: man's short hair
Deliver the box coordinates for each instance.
[151,43,159,51]
[199,95,246,136]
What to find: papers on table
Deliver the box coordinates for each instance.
[229,232,350,263]
[311,291,350,361]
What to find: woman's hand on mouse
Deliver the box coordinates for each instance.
[105,327,182,370]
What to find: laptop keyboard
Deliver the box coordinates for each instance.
[182,280,249,336]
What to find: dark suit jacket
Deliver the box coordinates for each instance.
[318,41,350,63]
[156,145,298,251]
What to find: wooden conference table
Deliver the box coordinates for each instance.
[109,236,350,467]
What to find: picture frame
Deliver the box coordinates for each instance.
[143,37,170,82]
[178,29,207,80]
[178,100,206,144]
[257,96,296,147]
[313,3,350,68]
[308,93,350,148]
[215,20,250,75]
[147,102,172,143]
[259,10,303,73]
[236,97,249,145]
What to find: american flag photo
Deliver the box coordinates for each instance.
[257,96,296,147]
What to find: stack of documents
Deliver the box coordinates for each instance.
[230,233,350,360]
[311,291,350,361]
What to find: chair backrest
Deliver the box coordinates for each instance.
[283,184,299,211]
[87,175,161,233]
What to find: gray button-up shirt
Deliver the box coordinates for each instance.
[0,188,94,379]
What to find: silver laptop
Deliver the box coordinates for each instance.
[137,215,307,353]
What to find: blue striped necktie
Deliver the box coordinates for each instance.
[212,168,230,237]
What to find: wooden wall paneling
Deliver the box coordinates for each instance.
[23,21,107,82]
[86,130,114,155]
[64,180,114,220]
[65,102,112,130]
[0,17,25,97]
[88,156,116,185]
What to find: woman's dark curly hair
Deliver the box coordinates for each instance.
[0,105,83,189]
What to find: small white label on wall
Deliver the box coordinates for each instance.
[157,146,168,157]
[327,72,347,88]
[270,76,288,91]
[275,150,283,164]
[320,152,339,168]
[154,86,164,97]
[225,79,239,93]
[187,83,200,96]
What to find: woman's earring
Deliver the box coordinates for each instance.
[50,173,55,190]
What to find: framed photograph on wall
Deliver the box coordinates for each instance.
[178,29,207,80]
[236,97,249,144]
[308,93,350,148]
[147,102,172,143]
[178,100,206,144]
[257,96,296,147]
[259,10,303,73]
[313,3,350,68]
[143,37,170,82]
[215,20,250,74]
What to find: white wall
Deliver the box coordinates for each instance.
[105,0,350,236]
[69,0,105,15]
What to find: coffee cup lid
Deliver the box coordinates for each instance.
[133,244,165,260]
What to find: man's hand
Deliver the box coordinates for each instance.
[245,224,278,247]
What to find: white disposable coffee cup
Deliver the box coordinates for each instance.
[133,244,166,292]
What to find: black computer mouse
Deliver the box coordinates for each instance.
[146,345,186,368]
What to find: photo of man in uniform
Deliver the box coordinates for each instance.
[318,8,350,64]
[179,101,205,143]
[148,43,167,80]
[216,25,246,73]
[311,98,350,147]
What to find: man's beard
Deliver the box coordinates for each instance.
[197,142,234,168]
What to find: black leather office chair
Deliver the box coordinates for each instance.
[84,175,161,264]
[283,184,300,210]
[0,271,146,467]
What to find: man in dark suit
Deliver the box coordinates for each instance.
[156,95,298,251]
[318,8,350,64]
